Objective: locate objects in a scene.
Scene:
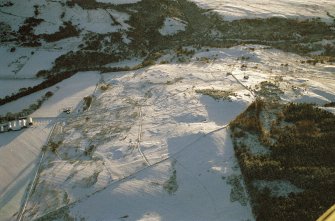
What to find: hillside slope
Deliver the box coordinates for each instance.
[0,0,334,221]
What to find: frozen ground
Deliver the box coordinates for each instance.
[16,46,335,221]
[190,0,335,23]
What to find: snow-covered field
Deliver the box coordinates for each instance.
[0,46,67,79]
[0,79,43,99]
[13,46,334,221]
[0,0,133,35]
[22,60,254,220]
[1,40,335,220]
[0,0,334,220]
[0,125,51,221]
[190,0,335,22]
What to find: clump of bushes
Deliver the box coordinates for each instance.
[255,81,283,101]
[49,141,62,153]
[141,59,155,67]
[324,101,335,107]
[33,5,39,16]
[83,96,92,111]
[166,77,183,85]
[100,84,110,91]
[175,46,195,57]
[84,145,96,157]
[163,169,178,194]
[196,88,237,101]
[18,17,43,46]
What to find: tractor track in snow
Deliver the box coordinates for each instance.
[136,105,151,166]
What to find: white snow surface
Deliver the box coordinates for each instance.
[96,0,142,4]
[190,0,335,22]
[159,17,187,36]
[0,46,67,79]
[0,0,132,35]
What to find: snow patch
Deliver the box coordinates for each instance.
[159,17,187,36]
[95,0,142,4]
[190,0,335,23]
[253,180,303,197]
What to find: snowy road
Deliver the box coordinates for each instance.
[0,125,51,220]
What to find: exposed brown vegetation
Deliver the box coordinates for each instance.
[196,89,238,101]
[83,96,92,111]
[41,22,80,42]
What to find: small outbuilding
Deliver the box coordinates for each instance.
[22,119,27,128]
[12,121,21,131]
[8,122,12,131]
[28,117,33,125]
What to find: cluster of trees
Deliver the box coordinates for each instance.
[255,81,283,101]
[53,51,121,71]
[16,16,79,47]
[230,101,335,221]
[18,17,43,46]
[324,101,335,107]
[40,21,79,42]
